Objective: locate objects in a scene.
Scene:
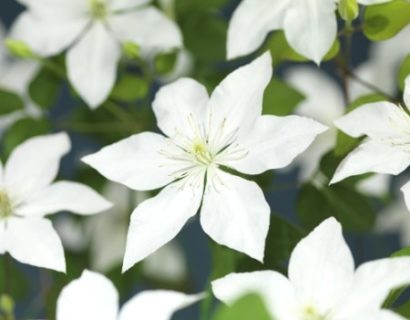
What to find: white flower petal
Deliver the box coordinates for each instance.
[404,75,410,109]
[334,102,405,139]
[330,140,410,184]
[152,78,209,139]
[283,0,337,64]
[0,221,6,254]
[400,179,410,211]
[212,271,298,320]
[222,115,327,175]
[57,270,118,320]
[200,169,270,262]
[335,257,410,318]
[122,175,204,272]
[10,12,88,57]
[67,22,121,108]
[285,66,345,125]
[6,217,65,272]
[108,7,182,54]
[349,310,407,320]
[118,291,202,320]
[207,52,272,151]
[356,174,391,197]
[108,0,149,11]
[357,0,393,4]
[82,132,181,191]
[15,181,112,217]
[288,217,355,313]
[227,0,290,59]
[5,133,70,201]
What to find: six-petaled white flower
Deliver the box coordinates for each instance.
[213,217,410,320]
[56,270,202,320]
[10,0,182,108]
[331,76,410,209]
[227,0,392,64]
[0,133,112,272]
[83,52,327,271]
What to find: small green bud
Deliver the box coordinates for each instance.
[0,295,15,315]
[154,50,178,75]
[4,39,34,59]
[338,0,359,22]
[122,42,141,60]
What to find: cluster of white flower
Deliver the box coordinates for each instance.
[0,0,410,319]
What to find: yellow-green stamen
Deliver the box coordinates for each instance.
[89,0,107,19]
[0,191,12,219]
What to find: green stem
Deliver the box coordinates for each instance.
[3,255,11,295]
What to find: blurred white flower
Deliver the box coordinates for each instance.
[57,270,202,320]
[0,133,112,272]
[83,52,327,271]
[10,0,182,108]
[331,76,410,209]
[0,22,40,133]
[213,217,410,320]
[285,66,390,196]
[227,0,391,64]
[350,26,410,100]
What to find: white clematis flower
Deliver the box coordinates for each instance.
[285,66,390,196]
[227,0,391,64]
[213,217,410,320]
[83,52,327,271]
[56,270,202,320]
[0,133,112,272]
[330,76,410,209]
[10,0,182,108]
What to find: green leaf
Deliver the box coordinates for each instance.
[154,51,178,75]
[263,78,305,116]
[29,66,62,110]
[212,294,272,320]
[0,89,25,115]
[297,182,376,232]
[2,117,51,159]
[237,214,304,272]
[110,74,148,102]
[265,31,340,66]
[398,54,410,92]
[363,0,410,41]
[334,94,386,156]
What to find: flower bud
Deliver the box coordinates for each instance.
[338,0,359,22]
[4,39,34,59]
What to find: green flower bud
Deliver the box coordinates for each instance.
[338,0,359,22]
[4,39,35,59]
[122,42,141,60]
[0,294,15,315]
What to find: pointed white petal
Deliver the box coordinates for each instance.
[348,310,407,320]
[57,270,118,320]
[0,221,6,254]
[330,140,410,184]
[15,181,112,217]
[82,132,183,191]
[404,75,410,109]
[10,12,88,57]
[5,133,70,201]
[283,0,337,64]
[335,102,406,139]
[356,174,390,197]
[227,0,290,59]
[200,169,270,262]
[212,271,298,319]
[122,174,204,272]
[118,291,202,320]
[109,7,182,54]
[400,180,410,211]
[335,257,410,318]
[222,115,327,175]
[108,0,149,11]
[6,217,65,272]
[67,22,121,108]
[288,218,355,313]
[285,66,345,125]
[152,78,209,139]
[207,52,272,151]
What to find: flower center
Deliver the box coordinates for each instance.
[191,139,214,166]
[302,306,328,320]
[0,191,13,219]
[89,0,107,19]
